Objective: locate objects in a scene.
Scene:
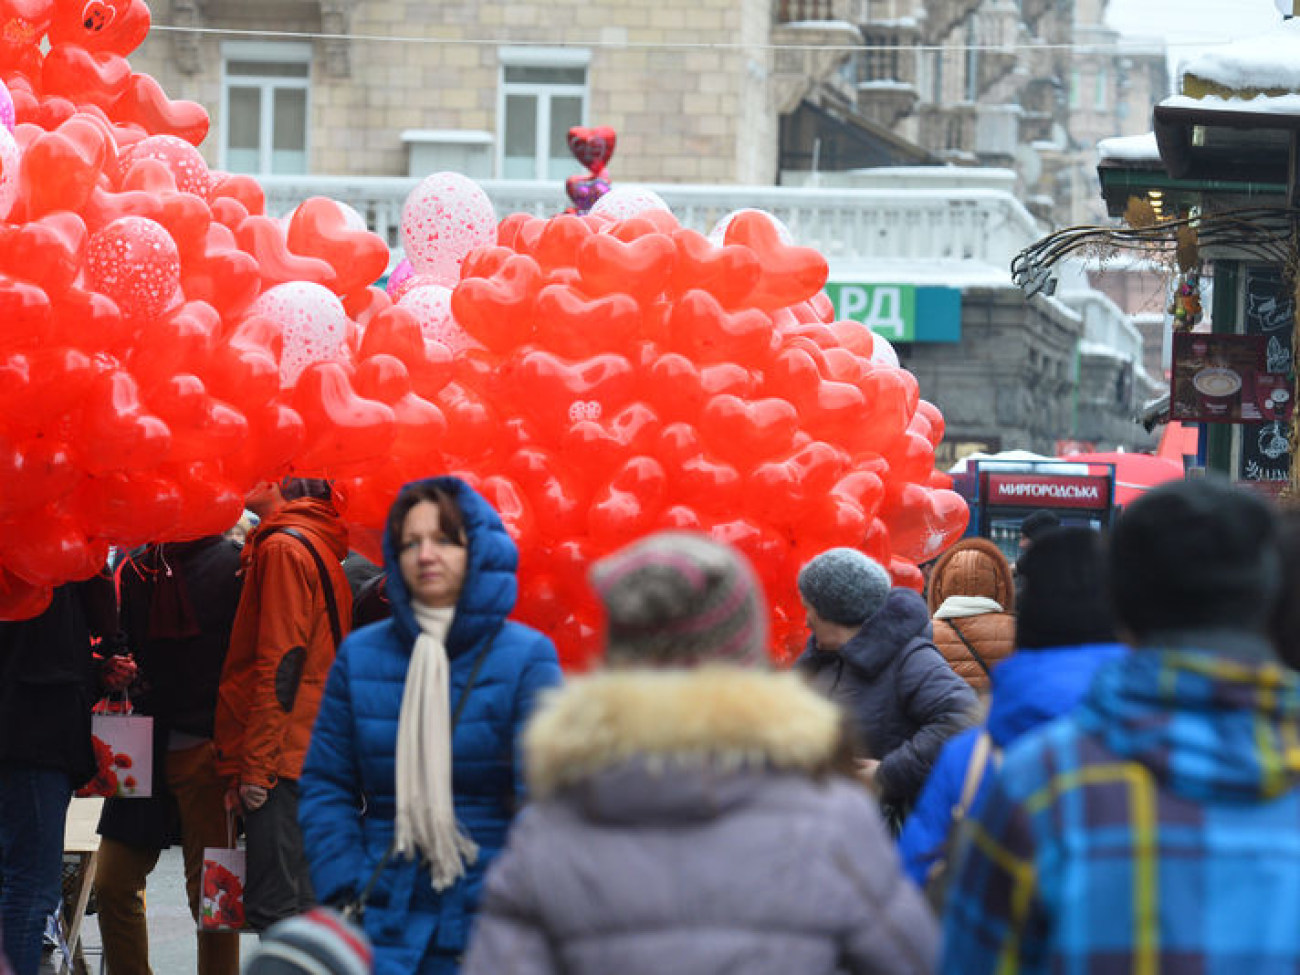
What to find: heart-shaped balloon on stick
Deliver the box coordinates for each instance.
[564,125,616,215]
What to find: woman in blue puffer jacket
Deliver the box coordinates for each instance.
[299,476,562,975]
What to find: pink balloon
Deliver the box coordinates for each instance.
[398,284,478,354]
[400,172,496,285]
[250,282,350,387]
[0,81,14,133]
[385,258,416,301]
[87,216,181,321]
[0,127,19,219]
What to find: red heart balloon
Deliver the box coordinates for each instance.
[577,231,675,302]
[73,370,172,473]
[533,284,641,358]
[670,229,760,308]
[235,215,336,291]
[723,211,828,311]
[116,73,209,145]
[507,350,636,444]
[667,289,774,366]
[699,393,799,466]
[41,46,131,108]
[287,197,389,298]
[49,0,150,55]
[291,361,395,472]
[566,125,616,174]
[451,254,543,354]
[533,214,593,272]
[588,456,666,544]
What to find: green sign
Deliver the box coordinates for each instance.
[824,283,962,343]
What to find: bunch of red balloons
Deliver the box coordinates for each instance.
[0,0,396,618]
[338,195,970,663]
[0,0,969,666]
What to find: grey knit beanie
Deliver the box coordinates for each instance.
[590,531,770,668]
[798,548,891,626]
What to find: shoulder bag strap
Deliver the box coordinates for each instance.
[346,625,502,915]
[954,730,993,822]
[947,619,991,678]
[264,526,342,650]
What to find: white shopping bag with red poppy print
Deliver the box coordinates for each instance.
[75,700,153,798]
[200,845,247,931]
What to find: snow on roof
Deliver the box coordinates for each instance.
[1097,132,1160,164]
[1160,92,1300,117]
[1178,19,1299,93]
[827,259,1014,289]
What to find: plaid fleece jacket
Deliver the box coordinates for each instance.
[940,649,1300,975]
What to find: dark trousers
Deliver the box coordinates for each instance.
[244,779,314,932]
[0,766,72,975]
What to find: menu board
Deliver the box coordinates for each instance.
[1169,333,1274,424]
[1238,267,1295,491]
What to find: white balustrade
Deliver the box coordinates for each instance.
[257,176,1042,273]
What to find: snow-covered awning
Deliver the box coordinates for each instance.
[1179,19,1300,95]
[1097,132,1160,166]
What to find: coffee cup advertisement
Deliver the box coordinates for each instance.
[1171,333,1272,424]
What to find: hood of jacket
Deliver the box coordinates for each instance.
[382,476,518,656]
[1075,649,1300,802]
[524,667,847,823]
[926,537,1014,613]
[802,588,932,680]
[247,497,350,565]
[985,642,1128,748]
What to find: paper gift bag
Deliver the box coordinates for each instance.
[76,709,153,798]
[200,846,247,931]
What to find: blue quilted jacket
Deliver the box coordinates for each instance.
[299,477,563,975]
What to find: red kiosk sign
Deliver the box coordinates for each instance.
[986,474,1112,510]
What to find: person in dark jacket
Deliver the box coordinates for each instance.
[94,536,243,975]
[942,479,1300,974]
[463,531,937,975]
[299,477,562,975]
[795,548,977,825]
[0,575,133,975]
[899,527,1127,886]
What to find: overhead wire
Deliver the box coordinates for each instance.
[145,22,1223,56]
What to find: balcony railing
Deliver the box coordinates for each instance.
[775,0,836,22]
[258,176,1042,275]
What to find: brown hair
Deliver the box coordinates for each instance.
[386,483,467,557]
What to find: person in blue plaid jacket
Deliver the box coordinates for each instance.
[940,478,1300,974]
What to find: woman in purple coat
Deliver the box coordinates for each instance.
[463,532,936,975]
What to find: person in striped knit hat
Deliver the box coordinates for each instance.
[463,531,936,975]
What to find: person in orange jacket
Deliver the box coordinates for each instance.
[214,477,353,932]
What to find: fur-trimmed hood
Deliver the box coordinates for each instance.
[524,668,847,809]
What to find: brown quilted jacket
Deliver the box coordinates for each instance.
[926,538,1016,693]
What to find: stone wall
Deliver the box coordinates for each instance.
[899,286,1154,454]
[133,0,776,182]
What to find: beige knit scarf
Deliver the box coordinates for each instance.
[395,602,478,890]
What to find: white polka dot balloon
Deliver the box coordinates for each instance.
[590,186,671,221]
[251,281,350,387]
[398,284,479,354]
[120,135,212,197]
[86,217,181,321]
[0,127,19,220]
[400,172,496,286]
[0,80,14,133]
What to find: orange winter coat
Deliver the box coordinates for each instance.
[926,538,1016,693]
[214,498,353,789]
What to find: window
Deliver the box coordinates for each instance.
[222,42,310,176]
[1094,67,1108,110]
[1069,70,1081,109]
[498,48,589,180]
